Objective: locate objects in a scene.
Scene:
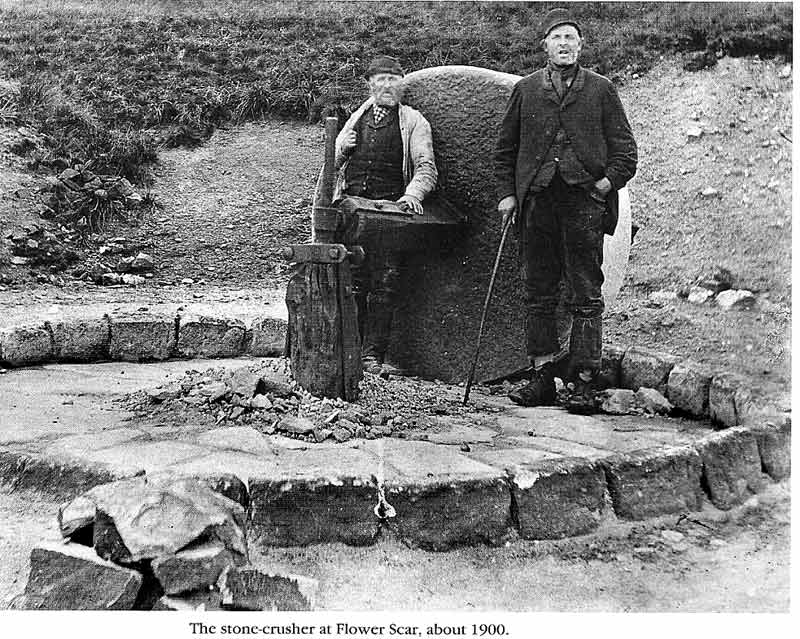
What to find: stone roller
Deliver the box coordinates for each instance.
[386,65,631,383]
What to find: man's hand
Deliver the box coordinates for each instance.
[340,130,357,155]
[397,194,423,215]
[498,195,517,227]
[593,177,612,196]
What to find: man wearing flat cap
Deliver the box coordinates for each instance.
[494,8,637,413]
[334,54,438,374]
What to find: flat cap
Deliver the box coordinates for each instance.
[542,7,582,39]
[365,55,404,78]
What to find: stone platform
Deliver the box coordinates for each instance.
[0,300,790,550]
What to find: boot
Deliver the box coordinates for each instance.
[508,363,557,407]
[564,370,600,415]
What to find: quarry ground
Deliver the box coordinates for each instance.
[0,55,792,613]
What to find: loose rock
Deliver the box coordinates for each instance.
[598,388,638,415]
[687,286,714,304]
[716,289,756,310]
[635,387,673,415]
[20,543,142,610]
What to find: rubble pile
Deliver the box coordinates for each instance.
[41,166,146,231]
[124,359,488,443]
[14,475,317,611]
[73,236,156,286]
[2,224,81,284]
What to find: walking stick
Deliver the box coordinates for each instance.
[463,214,513,405]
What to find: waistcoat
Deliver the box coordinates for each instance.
[344,107,405,200]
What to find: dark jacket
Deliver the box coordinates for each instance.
[494,66,637,234]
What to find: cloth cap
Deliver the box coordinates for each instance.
[365,55,404,79]
[542,7,582,39]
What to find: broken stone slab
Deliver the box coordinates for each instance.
[708,371,750,428]
[750,422,791,481]
[109,314,177,361]
[509,457,606,540]
[21,542,142,610]
[0,323,53,366]
[152,541,242,596]
[667,360,713,418]
[147,470,251,512]
[697,427,767,510]
[217,565,318,611]
[620,346,680,394]
[597,344,625,389]
[247,317,287,357]
[49,317,110,362]
[58,494,96,543]
[635,387,673,415]
[176,314,246,358]
[89,476,248,564]
[597,388,637,415]
[716,289,756,310]
[601,445,705,520]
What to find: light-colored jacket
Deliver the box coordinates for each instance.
[333,97,438,202]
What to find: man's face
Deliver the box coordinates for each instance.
[368,73,403,107]
[543,24,582,66]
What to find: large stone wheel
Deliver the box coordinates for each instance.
[387,65,631,383]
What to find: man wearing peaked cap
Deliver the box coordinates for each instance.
[332,55,438,375]
[494,8,637,413]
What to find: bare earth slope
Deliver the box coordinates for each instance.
[0,56,791,389]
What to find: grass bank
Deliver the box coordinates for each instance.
[0,1,792,183]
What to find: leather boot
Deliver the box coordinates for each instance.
[508,363,557,407]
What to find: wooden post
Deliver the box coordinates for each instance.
[284,118,362,400]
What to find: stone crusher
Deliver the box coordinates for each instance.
[283,117,464,400]
[284,65,632,396]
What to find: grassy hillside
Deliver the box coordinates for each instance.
[0,1,792,182]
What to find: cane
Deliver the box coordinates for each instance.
[463,213,513,405]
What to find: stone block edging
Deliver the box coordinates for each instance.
[0,416,789,551]
[0,311,286,367]
[1,315,789,432]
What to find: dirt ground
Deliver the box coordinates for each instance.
[0,482,789,612]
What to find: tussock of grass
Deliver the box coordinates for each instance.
[0,0,792,186]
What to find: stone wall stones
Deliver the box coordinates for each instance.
[698,427,767,509]
[602,446,705,520]
[667,360,713,417]
[109,314,177,361]
[176,314,246,358]
[511,457,606,539]
[620,347,681,394]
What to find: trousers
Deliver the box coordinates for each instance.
[521,174,605,375]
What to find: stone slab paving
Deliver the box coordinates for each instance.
[0,355,790,551]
